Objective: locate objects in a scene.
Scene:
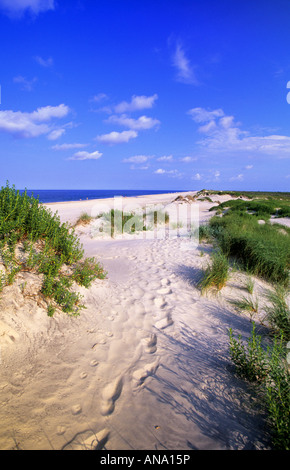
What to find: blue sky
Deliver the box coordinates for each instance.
[0,0,290,191]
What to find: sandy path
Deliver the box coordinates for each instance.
[0,193,271,450]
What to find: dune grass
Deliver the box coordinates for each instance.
[208,213,289,286]
[198,250,229,293]
[0,183,106,315]
[229,323,290,450]
[98,208,169,237]
[74,212,93,226]
[209,197,290,220]
[265,285,290,341]
[229,295,259,320]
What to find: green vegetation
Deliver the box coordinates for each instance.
[230,295,259,320]
[98,208,169,237]
[229,323,290,450]
[74,212,93,226]
[265,285,290,342]
[0,183,106,316]
[198,250,229,293]
[99,209,148,236]
[245,276,255,294]
[209,196,290,220]
[208,213,289,285]
[197,189,290,201]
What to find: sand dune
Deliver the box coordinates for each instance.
[0,192,272,450]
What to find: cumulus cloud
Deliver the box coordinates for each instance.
[0,0,55,17]
[69,150,102,161]
[187,107,225,123]
[106,114,160,131]
[188,106,290,157]
[114,94,158,114]
[96,130,138,145]
[0,104,70,139]
[192,173,202,180]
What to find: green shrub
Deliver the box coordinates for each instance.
[72,257,107,288]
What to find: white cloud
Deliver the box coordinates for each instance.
[96,130,138,145]
[0,104,70,139]
[180,156,198,163]
[172,42,198,85]
[69,150,102,161]
[106,114,160,131]
[114,94,158,114]
[157,155,173,162]
[187,107,224,123]
[13,75,37,91]
[0,0,55,17]
[35,56,53,67]
[189,107,290,157]
[47,128,66,140]
[31,104,70,122]
[192,173,202,180]
[130,165,149,171]
[123,155,153,164]
[245,164,253,169]
[52,143,89,151]
[230,174,244,181]
[89,93,108,103]
[154,168,181,177]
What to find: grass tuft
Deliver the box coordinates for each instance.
[198,250,229,293]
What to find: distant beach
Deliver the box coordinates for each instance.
[19,189,188,204]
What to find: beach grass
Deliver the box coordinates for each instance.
[0,183,106,315]
[229,323,290,450]
[198,250,229,292]
[208,212,289,286]
[74,212,93,226]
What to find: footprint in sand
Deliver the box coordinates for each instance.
[155,312,173,330]
[71,404,82,415]
[90,360,99,367]
[154,297,167,309]
[101,376,123,416]
[157,286,172,295]
[142,333,157,354]
[132,358,160,388]
[62,428,110,450]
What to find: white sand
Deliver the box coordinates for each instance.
[0,192,273,450]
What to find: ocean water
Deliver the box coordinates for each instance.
[19,189,185,204]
